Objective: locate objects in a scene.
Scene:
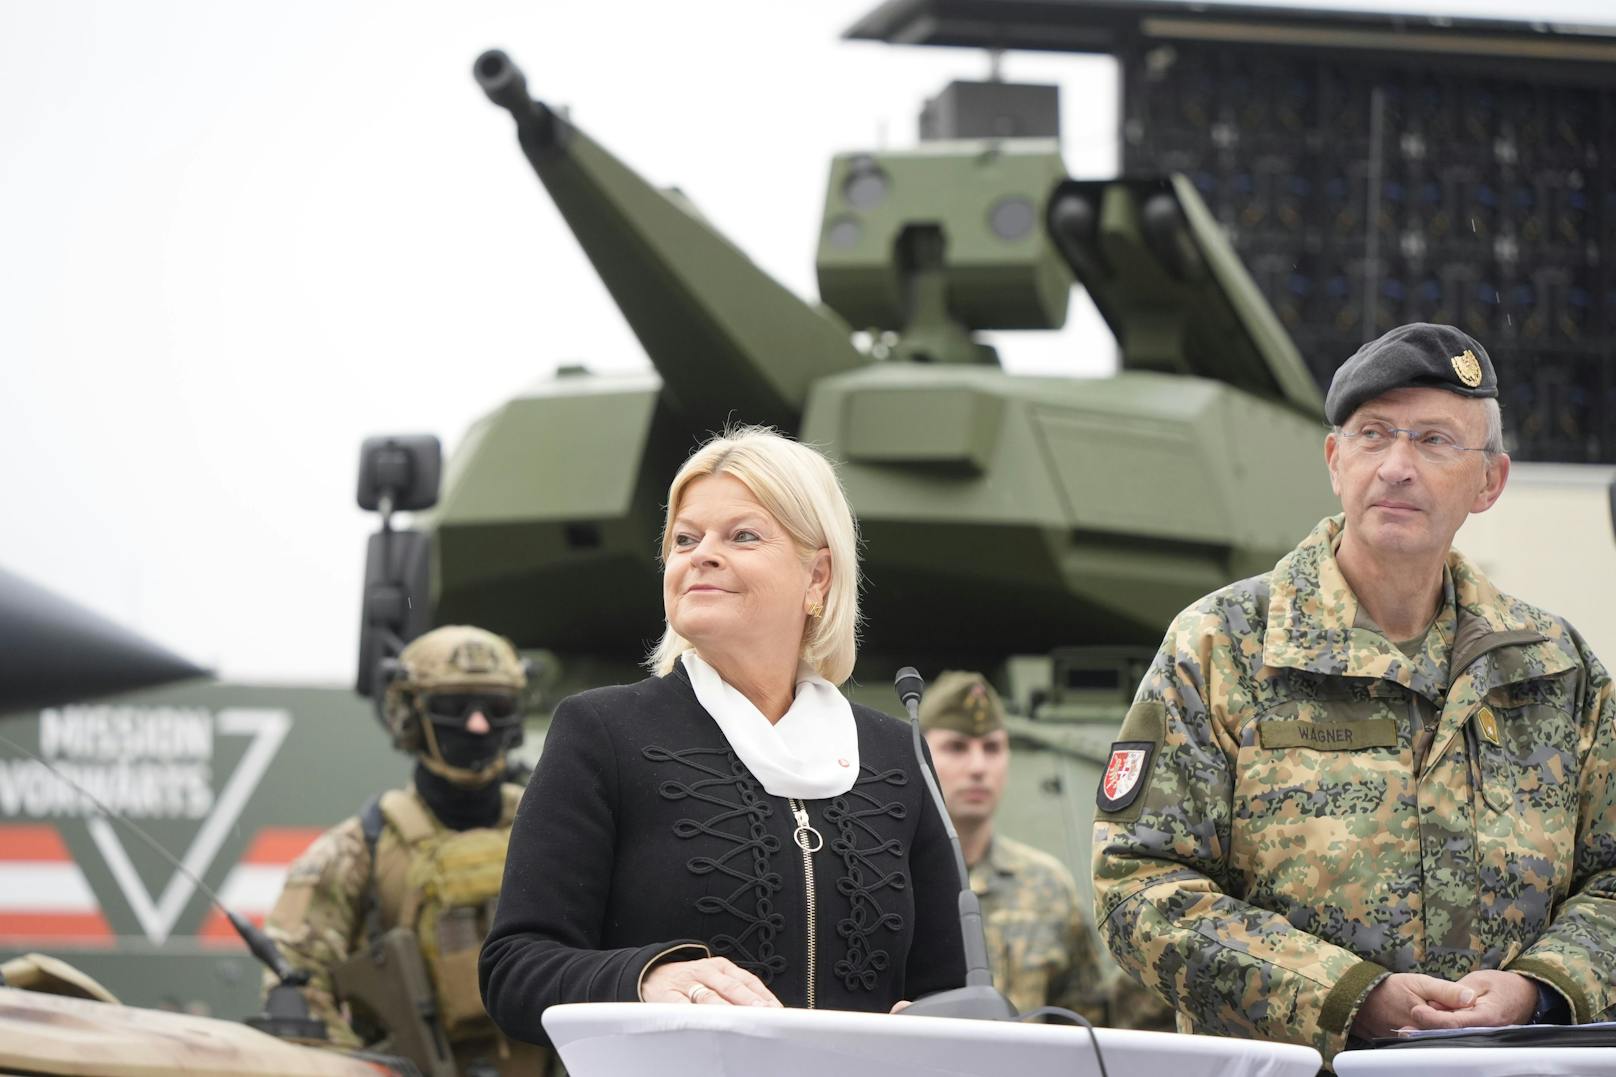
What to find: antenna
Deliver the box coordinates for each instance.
[0,729,326,1038]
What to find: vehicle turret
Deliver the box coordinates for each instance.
[402,52,1338,694]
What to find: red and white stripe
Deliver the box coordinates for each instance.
[198,827,321,946]
[0,825,112,943]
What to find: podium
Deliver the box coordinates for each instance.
[1334,1046,1616,1076]
[543,1003,1323,1077]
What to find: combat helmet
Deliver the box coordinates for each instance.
[379,625,527,787]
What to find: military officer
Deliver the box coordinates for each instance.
[1093,323,1616,1065]
[922,671,1171,1028]
[263,625,550,1076]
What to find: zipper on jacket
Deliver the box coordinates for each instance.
[789,797,822,1008]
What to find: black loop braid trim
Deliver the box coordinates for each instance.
[643,744,786,982]
[826,764,909,991]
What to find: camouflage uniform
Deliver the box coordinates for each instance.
[974,834,1107,1021]
[1104,958,1178,1031]
[264,783,547,1074]
[1093,515,1616,1063]
[925,671,1175,1029]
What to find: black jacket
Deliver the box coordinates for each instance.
[479,665,967,1045]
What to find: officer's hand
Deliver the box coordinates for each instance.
[1351,973,1475,1039]
[1409,969,1537,1029]
[640,956,783,1008]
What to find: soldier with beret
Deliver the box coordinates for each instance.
[922,671,1172,1029]
[263,624,551,1076]
[1093,323,1616,1065]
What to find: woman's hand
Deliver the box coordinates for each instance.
[641,956,784,1007]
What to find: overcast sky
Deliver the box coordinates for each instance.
[4,0,1612,684]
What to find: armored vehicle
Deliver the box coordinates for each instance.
[403,53,1333,672]
[356,49,1340,928]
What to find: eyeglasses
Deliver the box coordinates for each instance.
[422,693,521,725]
[1335,421,1490,464]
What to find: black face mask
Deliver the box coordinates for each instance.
[413,760,502,831]
[419,692,523,770]
[425,718,522,773]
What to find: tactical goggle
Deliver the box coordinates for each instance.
[421,692,521,725]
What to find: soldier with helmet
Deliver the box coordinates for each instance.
[263,624,550,1076]
[920,671,1173,1029]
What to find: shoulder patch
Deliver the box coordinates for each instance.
[1097,741,1154,813]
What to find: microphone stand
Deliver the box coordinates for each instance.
[893,666,1018,1020]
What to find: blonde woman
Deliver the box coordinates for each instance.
[480,427,964,1045]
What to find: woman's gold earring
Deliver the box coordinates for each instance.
[809,601,824,619]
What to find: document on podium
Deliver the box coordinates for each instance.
[1334,1022,1616,1076]
[542,1003,1323,1077]
[1370,1021,1616,1049]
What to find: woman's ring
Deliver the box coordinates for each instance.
[686,983,711,1003]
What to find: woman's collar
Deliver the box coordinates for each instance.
[680,651,859,799]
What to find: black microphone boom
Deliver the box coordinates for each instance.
[891,667,1018,1020]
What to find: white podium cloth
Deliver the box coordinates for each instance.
[1334,1046,1616,1076]
[543,1003,1323,1077]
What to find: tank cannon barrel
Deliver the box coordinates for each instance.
[473,49,866,436]
[474,49,558,155]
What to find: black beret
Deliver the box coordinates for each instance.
[1324,323,1497,426]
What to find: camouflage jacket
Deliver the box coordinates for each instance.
[973,834,1105,1020]
[1093,515,1616,1063]
[263,784,532,1072]
[974,835,1176,1029]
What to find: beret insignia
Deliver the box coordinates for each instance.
[1451,349,1483,388]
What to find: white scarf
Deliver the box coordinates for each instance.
[680,651,859,799]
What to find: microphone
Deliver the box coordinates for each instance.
[895,667,925,709]
[893,667,1018,1020]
